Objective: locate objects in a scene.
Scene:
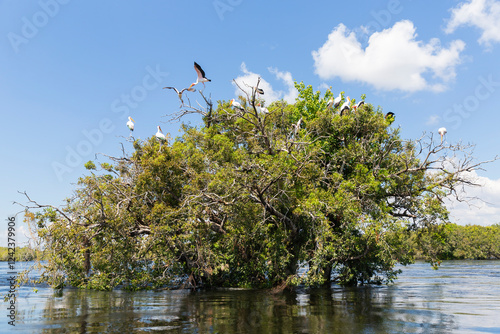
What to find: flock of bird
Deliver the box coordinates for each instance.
[125,61,448,146]
[126,62,211,146]
[327,94,366,115]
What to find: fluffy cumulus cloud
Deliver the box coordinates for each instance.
[447,170,500,226]
[445,0,500,47]
[312,20,465,92]
[233,63,298,104]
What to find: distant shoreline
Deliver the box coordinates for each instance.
[0,246,44,262]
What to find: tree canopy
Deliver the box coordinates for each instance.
[21,80,492,290]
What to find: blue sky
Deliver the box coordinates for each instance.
[1,0,500,246]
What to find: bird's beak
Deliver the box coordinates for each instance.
[131,117,135,122]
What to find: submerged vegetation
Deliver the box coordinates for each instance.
[19,81,495,291]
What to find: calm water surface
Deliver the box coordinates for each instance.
[1,261,499,333]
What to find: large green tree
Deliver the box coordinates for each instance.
[21,80,492,290]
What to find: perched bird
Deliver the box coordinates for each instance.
[126,116,135,134]
[438,127,447,143]
[385,112,395,125]
[333,94,342,108]
[230,99,244,111]
[291,118,303,139]
[326,97,334,109]
[353,100,365,110]
[254,87,264,95]
[339,96,351,115]
[327,94,342,110]
[257,103,268,114]
[163,86,196,105]
[156,126,166,142]
[155,126,166,152]
[192,62,211,89]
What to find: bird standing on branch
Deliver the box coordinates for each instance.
[438,127,447,144]
[257,103,268,114]
[156,126,166,141]
[333,94,342,108]
[126,116,135,136]
[353,100,364,110]
[340,96,351,115]
[290,118,303,139]
[327,97,334,109]
[327,93,342,110]
[156,126,167,151]
[230,99,244,111]
[253,86,264,95]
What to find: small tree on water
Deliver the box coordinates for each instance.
[20,81,495,290]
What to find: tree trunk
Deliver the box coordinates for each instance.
[322,264,332,285]
[83,237,91,277]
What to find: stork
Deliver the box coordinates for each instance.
[163,86,196,105]
[438,127,447,144]
[192,62,211,90]
[126,116,135,136]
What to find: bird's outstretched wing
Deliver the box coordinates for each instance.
[163,86,180,94]
[194,62,206,80]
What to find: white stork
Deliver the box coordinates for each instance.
[353,100,365,110]
[333,94,342,108]
[257,103,269,114]
[192,62,211,90]
[327,97,334,109]
[438,127,447,144]
[126,116,135,135]
[230,99,244,111]
[156,126,167,151]
[339,96,351,115]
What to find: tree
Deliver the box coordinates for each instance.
[20,79,495,290]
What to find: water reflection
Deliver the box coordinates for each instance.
[4,261,500,333]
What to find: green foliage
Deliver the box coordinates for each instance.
[24,82,487,290]
[0,246,44,262]
[408,223,500,261]
[84,161,96,170]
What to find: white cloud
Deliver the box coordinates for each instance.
[233,63,298,104]
[426,115,440,126]
[312,20,465,92]
[268,67,299,103]
[447,170,500,226]
[445,0,500,47]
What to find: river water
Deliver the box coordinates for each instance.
[1,261,499,333]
